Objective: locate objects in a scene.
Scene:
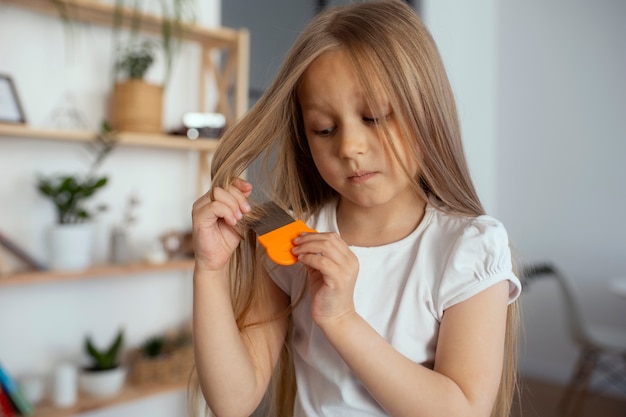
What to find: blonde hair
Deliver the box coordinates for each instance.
[190,1,519,416]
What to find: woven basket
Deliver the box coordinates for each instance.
[130,345,194,385]
[109,80,163,134]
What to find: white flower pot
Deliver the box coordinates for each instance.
[79,367,127,398]
[48,223,95,271]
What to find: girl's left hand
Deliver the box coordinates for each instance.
[292,232,359,328]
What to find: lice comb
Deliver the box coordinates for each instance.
[251,202,317,266]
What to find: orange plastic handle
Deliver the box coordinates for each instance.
[258,220,317,266]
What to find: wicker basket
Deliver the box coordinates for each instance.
[130,344,194,385]
[109,80,163,134]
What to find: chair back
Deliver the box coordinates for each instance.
[521,263,591,348]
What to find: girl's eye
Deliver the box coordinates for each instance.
[313,126,335,136]
[363,113,392,125]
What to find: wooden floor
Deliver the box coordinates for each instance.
[512,377,626,417]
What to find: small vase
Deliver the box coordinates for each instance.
[110,226,129,264]
[47,223,95,271]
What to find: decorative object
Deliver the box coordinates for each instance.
[159,230,194,260]
[79,329,126,398]
[0,74,26,124]
[109,40,163,133]
[110,192,141,264]
[143,241,168,265]
[130,323,193,385]
[51,363,77,408]
[181,112,226,139]
[45,92,89,130]
[36,122,117,270]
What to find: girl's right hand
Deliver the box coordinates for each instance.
[192,178,252,272]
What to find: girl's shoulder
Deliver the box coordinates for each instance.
[426,205,521,306]
[425,203,509,245]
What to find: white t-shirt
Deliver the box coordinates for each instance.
[264,201,522,417]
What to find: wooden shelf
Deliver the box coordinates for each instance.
[0,1,243,415]
[0,124,219,152]
[0,0,240,48]
[32,381,187,417]
[0,259,194,287]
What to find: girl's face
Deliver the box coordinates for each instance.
[298,48,419,212]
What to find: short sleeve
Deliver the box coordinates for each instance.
[438,216,522,313]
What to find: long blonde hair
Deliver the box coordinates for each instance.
[191,1,519,416]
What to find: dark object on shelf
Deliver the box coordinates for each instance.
[169,112,226,140]
[159,230,194,259]
[0,74,26,124]
[0,231,47,271]
[141,337,166,358]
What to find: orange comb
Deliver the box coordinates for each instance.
[251,202,317,265]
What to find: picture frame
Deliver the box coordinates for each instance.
[0,74,26,124]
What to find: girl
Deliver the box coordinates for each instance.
[191,1,522,416]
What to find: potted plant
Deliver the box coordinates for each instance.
[106,0,196,134]
[79,329,126,398]
[109,39,163,133]
[36,122,117,270]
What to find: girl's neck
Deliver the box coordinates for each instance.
[335,194,427,247]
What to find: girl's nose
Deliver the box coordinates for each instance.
[337,124,368,158]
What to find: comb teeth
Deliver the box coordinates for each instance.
[250,202,295,236]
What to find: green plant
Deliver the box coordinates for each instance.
[85,329,124,371]
[111,0,197,86]
[37,122,117,224]
[141,336,166,358]
[115,39,158,80]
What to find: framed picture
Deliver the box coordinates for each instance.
[0,74,26,124]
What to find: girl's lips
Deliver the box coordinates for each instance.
[348,171,376,183]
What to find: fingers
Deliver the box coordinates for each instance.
[292,232,353,270]
[212,187,250,226]
[193,179,252,226]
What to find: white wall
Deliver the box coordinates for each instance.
[0,1,219,416]
[496,0,626,386]
[425,0,626,391]
[422,0,499,213]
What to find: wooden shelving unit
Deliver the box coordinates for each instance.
[0,124,219,152]
[0,0,249,188]
[0,1,250,415]
[32,381,187,417]
[0,259,194,287]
